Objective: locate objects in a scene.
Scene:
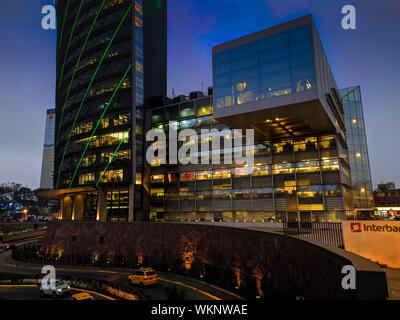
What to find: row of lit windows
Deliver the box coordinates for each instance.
[71,114,134,138]
[78,169,124,185]
[151,101,214,124]
[67,76,131,109]
[75,131,130,148]
[78,149,131,168]
[99,169,124,183]
[89,78,131,97]
[150,211,348,223]
[150,160,339,183]
[150,188,342,199]
[215,76,314,108]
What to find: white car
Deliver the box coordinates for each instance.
[40,280,70,298]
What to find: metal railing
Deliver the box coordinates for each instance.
[282,221,344,248]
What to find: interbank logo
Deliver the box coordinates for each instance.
[350,222,362,233]
[350,222,400,233]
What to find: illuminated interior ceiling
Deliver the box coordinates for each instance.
[38,187,97,199]
[215,100,336,140]
[251,116,312,139]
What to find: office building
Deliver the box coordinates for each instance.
[146,15,354,223]
[48,0,167,221]
[40,109,56,189]
[340,86,374,213]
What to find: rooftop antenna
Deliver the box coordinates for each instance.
[172,88,175,98]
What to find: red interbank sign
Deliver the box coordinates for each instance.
[342,220,400,268]
[350,222,400,233]
[350,222,362,232]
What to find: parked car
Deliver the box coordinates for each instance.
[40,280,70,298]
[129,267,158,287]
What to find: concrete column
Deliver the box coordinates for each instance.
[128,183,135,222]
[97,189,108,222]
[72,194,84,221]
[62,196,73,220]
[59,197,64,220]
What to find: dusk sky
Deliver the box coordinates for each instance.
[0,0,399,189]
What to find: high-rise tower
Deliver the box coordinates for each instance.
[53,0,167,222]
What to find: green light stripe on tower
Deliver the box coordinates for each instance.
[96,128,131,187]
[58,0,85,89]
[68,64,132,189]
[56,0,107,146]
[58,0,71,49]
[55,4,133,189]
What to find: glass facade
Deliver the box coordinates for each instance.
[55,0,166,222]
[340,86,374,209]
[55,0,134,196]
[148,95,353,223]
[213,24,315,109]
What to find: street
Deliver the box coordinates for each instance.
[0,242,241,301]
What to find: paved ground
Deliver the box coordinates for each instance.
[0,285,113,300]
[385,268,400,300]
[0,250,241,300]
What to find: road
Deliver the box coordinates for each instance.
[0,248,241,301]
[0,285,113,300]
[1,230,46,243]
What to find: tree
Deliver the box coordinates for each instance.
[0,182,40,218]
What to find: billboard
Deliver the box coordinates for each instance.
[342,220,400,268]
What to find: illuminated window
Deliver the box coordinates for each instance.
[136,61,143,73]
[196,171,213,180]
[150,188,164,197]
[213,169,231,179]
[78,173,95,185]
[321,159,340,171]
[167,173,178,182]
[180,172,194,181]
[252,165,270,176]
[233,166,251,177]
[297,161,319,173]
[196,106,213,117]
[135,15,143,28]
[100,169,123,183]
[150,174,164,183]
[136,172,142,185]
[273,163,295,174]
[319,135,335,149]
[101,118,110,128]
[352,119,357,124]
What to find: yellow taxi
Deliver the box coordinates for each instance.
[72,292,95,300]
[129,267,158,287]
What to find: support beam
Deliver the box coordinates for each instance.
[72,194,84,221]
[128,183,135,222]
[61,196,73,220]
[97,189,108,222]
